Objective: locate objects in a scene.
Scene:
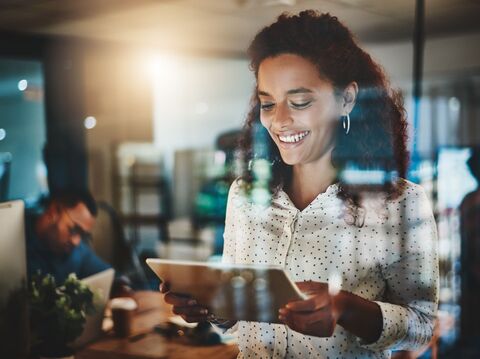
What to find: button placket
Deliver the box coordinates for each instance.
[283,211,299,268]
[274,212,296,266]
[273,214,298,359]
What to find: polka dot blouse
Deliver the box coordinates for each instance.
[222,179,439,359]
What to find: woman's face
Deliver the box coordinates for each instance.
[258,54,344,167]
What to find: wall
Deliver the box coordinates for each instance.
[152,55,254,178]
[365,32,480,153]
[365,31,480,86]
[83,48,154,205]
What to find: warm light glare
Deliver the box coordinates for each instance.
[84,116,97,129]
[0,128,6,141]
[18,79,28,91]
[148,54,181,87]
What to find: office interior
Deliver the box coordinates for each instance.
[1,0,480,358]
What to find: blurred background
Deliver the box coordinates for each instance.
[1,0,480,357]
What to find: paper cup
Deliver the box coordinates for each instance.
[110,297,138,337]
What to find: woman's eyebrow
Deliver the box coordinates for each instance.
[286,87,313,95]
[257,89,271,97]
[257,87,313,97]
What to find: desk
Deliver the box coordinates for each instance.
[77,291,239,359]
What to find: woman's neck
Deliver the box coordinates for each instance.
[287,153,337,211]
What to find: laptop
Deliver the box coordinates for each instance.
[0,200,29,358]
[73,268,115,348]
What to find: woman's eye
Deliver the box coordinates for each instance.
[290,101,312,109]
[260,103,275,111]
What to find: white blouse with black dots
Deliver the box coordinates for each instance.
[222,179,439,359]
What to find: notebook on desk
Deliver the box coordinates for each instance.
[72,268,115,348]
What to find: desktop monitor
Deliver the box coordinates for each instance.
[0,200,29,358]
[0,154,11,201]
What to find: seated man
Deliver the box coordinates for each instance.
[25,190,110,284]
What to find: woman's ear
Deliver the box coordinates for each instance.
[46,202,61,222]
[343,81,358,114]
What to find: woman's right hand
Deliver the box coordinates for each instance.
[160,282,210,323]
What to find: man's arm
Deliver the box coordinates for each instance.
[78,241,111,278]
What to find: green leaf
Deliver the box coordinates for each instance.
[28,272,97,349]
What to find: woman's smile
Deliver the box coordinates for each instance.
[278,130,310,144]
[276,130,311,150]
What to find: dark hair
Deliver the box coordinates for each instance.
[467,147,480,182]
[239,10,409,206]
[44,190,98,217]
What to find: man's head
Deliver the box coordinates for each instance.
[37,190,97,256]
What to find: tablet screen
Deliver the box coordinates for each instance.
[146,259,305,323]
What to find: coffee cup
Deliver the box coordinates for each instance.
[110,297,138,337]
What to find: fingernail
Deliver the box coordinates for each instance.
[207,314,215,320]
[278,315,285,321]
[200,309,208,315]
[188,299,197,305]
[278,308,286,314]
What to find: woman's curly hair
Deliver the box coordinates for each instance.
[239,10,409,207]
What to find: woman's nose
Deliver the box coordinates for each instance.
[272,102,293,129]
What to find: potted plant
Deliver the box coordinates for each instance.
[29,273,96,359]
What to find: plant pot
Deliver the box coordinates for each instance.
[35,343,74,359]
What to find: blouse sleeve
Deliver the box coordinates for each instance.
[221,179,240,265]
[359,185,439,352]
[212,180,240,335]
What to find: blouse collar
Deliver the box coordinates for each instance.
[273,182,341,213]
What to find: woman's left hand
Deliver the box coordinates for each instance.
[278,281,343,337]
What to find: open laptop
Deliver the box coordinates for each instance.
[73,268,115,348]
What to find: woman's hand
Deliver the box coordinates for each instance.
[160,282,210,323]
[278,281,342,337]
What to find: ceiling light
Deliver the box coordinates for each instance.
[18,79,28,91]
[84,116,97,130]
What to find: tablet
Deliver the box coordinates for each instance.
[146,259,307,323]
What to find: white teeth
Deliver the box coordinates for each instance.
[279,131,309,143]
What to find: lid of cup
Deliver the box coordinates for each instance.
[110,297,138,310]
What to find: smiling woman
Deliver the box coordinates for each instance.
[160,10,438,359]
